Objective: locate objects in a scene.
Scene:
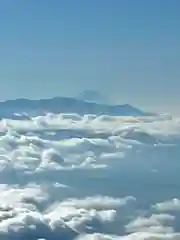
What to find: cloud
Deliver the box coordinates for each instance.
[0,193,134,239]
[75,233,119,239]
[75,232,180,240]
[0,112,179,238]
[45,196,135,234]
[125,214,175,234]
[119,232,180,240]
[153,199,180,212]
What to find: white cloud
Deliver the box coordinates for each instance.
[119,232,180,240]
[154,199,180,212]
[59,196,135,210]
[75,233,119,239]
[45,196,135,233]
[125,214,175,234]
[75,232,180,240]
[0,188,133,238]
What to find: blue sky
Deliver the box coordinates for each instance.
[0,0,179,112]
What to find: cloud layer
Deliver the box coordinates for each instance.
[0,112,179,239]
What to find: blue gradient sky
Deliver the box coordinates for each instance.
[0,0,179,112]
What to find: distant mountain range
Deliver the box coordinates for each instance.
[0,94,153,119]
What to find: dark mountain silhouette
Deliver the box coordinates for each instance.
[0,96,151,119]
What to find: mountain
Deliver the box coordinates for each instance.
[0,96,150,119]
[76,90,110,104]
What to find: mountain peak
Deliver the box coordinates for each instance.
[76,90,109,104]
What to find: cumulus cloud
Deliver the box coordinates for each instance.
[45,195,135,234]
[154,199,180,212]
[125,214,175,234]
[119,232,180,240]
[75,232,180,240]
[0,193,134,239]
[75,233,119,239]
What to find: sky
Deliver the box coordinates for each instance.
[0,0,180,112]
